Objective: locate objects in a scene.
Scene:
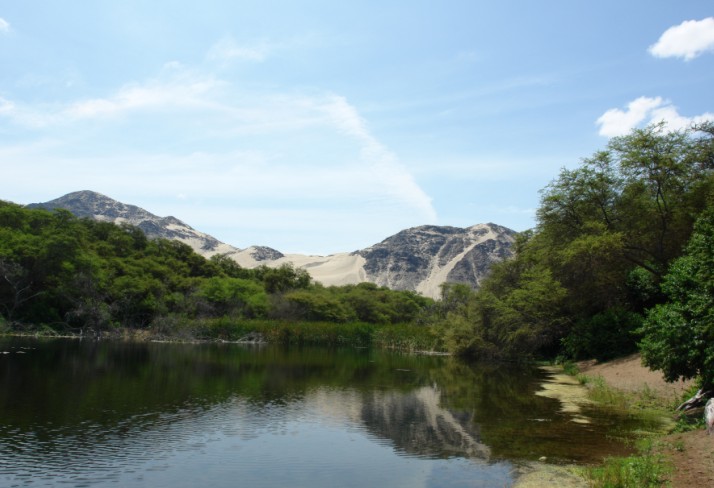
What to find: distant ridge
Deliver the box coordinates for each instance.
[27,191,517,298]
[26,190,277,258]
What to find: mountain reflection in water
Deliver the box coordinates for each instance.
[0,339,664,487]
[358,386,489,460]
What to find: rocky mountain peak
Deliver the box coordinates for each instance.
[358,222,516,297]
[27,191,234,255]
[28,190,155,222]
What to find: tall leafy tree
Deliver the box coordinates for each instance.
[434,123,714,360]
[639,204,714,388]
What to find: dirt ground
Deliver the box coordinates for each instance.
[577,353,694,399]
[578,353,713,487]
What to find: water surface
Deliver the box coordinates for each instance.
[0,338,662,487]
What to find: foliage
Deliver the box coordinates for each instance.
[197,276,269,318]
[426,259,570,359]
[0,202,434,339]
[427,122,714,362]
[639,204,714,388]
[561,308,642,361]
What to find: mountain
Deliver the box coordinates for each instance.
[358,223,516,297]
[27,191,517,298]
[27,190,283,263]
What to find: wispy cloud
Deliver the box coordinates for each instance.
[0,47,438,252]
[206,37,273,63]
[649,17,714,61]
[0,17,10,34]
[0,68,225,127]
[319,95,437,221]
[596,96,714,137]
[66,76,222,120]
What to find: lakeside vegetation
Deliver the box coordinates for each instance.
[566,363,693,488]
[424,122,714,390]
[2,122,713,389]
[0,205,436,347]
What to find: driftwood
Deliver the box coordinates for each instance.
[675,389,714,434]
[236,332,266,344]
[676,388,711,412]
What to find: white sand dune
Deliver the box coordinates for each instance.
[217,225,513,299]
[276,253,367,287]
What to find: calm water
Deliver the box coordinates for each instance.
[0,338,662,487]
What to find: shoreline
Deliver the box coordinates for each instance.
[516,354,702,487]
[0,324,447,356]
[575,353,711,488]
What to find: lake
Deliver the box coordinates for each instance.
[0,338,663,487]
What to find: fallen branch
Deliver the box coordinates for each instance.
[676,388,711,412]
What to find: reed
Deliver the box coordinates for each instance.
[147,317,439,351]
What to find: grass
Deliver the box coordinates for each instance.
[559,360,580,376]
[372,323,440,352]
[561,367,670,411]
[153,316,444,352]
[157,317,380,346]
[585,437,672,488]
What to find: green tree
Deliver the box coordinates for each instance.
[0,257,40,324]
[639,204,714,388]
[198,276,268,318]
[282,288,354,322]
[433,123,714,360]
[258,263,311,293]
[209,254,255,279]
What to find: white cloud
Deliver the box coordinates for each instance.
[649,105,714,132]
[0,17,10,34]
[596,97,664,137]
[596,96,714,137]
[649,17,714,61]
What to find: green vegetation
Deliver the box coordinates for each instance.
[567,371,680,487]
[425,122,714,380]
[639,204,714,390]
[586,437,671,488]
[578,374,665,414]
[0,205,434,346]
[2,122,713,384]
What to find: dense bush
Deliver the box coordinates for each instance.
[426,122,714,364]
[561,308,642,361]
[0,203,434,336]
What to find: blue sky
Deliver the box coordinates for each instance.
[1,1,713,254]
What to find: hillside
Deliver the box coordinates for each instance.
[28,190,516,298]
